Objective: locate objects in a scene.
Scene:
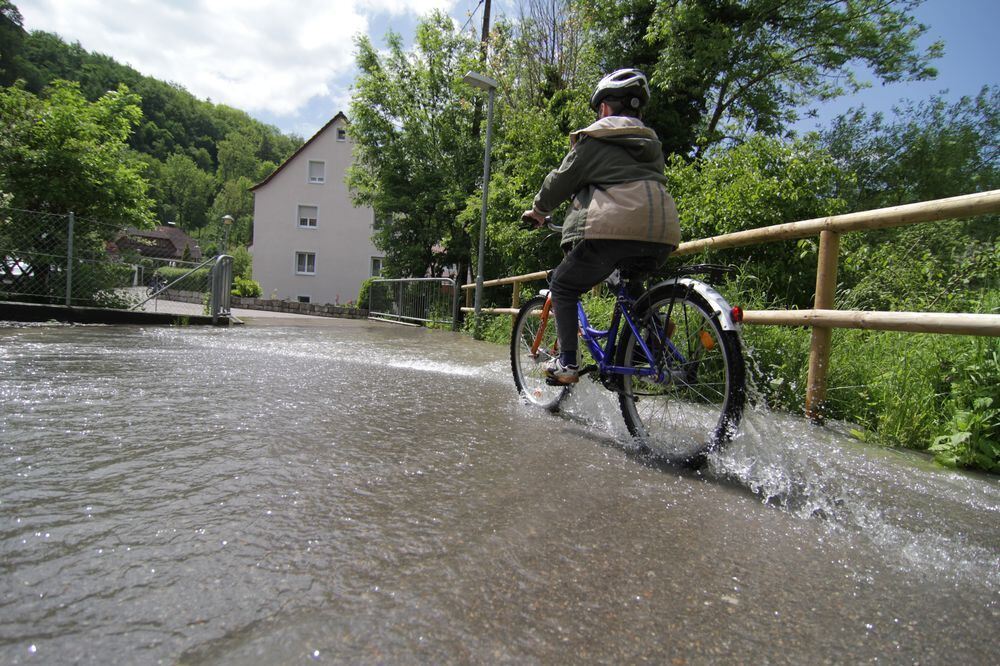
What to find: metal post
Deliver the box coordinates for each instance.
[65,212,74,306]
[474,85,495,321]
[805,230,840,421]
[210,255,233,324]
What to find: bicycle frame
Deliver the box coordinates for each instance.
[530,281,688,383]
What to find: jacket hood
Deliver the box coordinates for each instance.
[570,116,661,160]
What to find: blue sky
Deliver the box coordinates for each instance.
[795,0,999,131]
[16,0,999,140]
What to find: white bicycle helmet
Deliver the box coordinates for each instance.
[590,68,651,111]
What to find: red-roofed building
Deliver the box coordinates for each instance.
[113,223,202,262]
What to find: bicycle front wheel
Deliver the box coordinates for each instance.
[617,284,745,463]
[510,295,570,411]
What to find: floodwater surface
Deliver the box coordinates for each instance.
[1,319,997,664]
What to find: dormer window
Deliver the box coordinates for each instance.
[308,160,325,183]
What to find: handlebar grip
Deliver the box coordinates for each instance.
[519,214,554,231]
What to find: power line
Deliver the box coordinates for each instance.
[460,0,486,34]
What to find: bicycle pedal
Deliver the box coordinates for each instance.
[579,364,597,376]
[545,375,579,386]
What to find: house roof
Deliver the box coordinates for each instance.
[117,225,202,260]
[249,111,348,191]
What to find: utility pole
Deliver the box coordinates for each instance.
[456,0,494,330]
[480,0,492,59]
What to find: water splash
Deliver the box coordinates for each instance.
[708,406,1000,588]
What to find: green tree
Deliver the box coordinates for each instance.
[664,135,850,306]
[822,86,1000,210]
[0,0,25,86]
[0,80,153,222]
[154,152,217,231]
[0,80,153,303]
[581,0,942,156]
[820,87,999,314]
[217,128,263,183]
[347,11,482,278]
[209,176,254,251]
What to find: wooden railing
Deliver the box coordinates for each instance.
[461,190,1000,419]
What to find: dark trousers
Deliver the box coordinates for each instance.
[549,239,674,360]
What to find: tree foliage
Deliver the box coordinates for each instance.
[1,4,301,251]
[347,12,482,277]
[664,135,851,306]
[0,80,153,224]
[822,86,1000,210]
[581,0,942,155]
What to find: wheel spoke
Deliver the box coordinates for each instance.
[617,287,745,462]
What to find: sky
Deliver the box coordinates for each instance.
[15,0,1000,140]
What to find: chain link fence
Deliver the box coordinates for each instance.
[1,206,226,318]
[368,277,457,327]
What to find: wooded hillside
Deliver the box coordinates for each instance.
[0,0,301,250]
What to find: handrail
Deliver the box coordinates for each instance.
[462,189,1000,420]
[130,254,220,311]
[672,190,1000,256]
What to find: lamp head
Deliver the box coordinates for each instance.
[462,71,497,91]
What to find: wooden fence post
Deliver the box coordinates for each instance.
[805,230,840,421]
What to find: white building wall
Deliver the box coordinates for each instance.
[251,117,381,305]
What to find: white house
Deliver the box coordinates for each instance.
[250,113,383,306]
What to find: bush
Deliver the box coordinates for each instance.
[231,275,261,298]
[230,245,253,280]
[154,266,209,292]
[357,277,376,310]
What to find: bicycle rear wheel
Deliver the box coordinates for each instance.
[510,295,570,411]
[617,284,745,463]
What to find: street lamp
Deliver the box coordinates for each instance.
[221,214,234,255]
[463,70,497,331]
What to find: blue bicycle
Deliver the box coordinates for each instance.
[510,227,746,463]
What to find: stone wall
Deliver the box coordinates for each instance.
[230,296,368,319]
[162,289,204,304]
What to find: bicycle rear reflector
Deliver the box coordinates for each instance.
[730,306,744,323]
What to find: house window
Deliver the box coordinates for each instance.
[308,160,325,184]
[296,252,316,275]
[336,127,347,142]
[297,295,311,304]
[371,257,383,277]
[298,204,318,228]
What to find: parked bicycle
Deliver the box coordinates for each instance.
[146,273,166,297]
[510,221,747,464]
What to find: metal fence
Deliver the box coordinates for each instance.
[1,206,231,320]
[368,277,457,326]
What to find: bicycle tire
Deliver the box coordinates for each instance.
[616,283,745,463]
[510,295,570,411]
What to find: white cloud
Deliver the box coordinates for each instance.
[17,0,458,118]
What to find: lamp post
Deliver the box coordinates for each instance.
[221,214,234,255]
[463,71,497,332]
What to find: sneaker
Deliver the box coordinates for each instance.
[543,358,579,385]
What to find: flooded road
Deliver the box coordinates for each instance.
[1,318,997,664]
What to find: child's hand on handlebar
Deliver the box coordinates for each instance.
[520,209,547,230]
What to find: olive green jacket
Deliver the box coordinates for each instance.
[532,116,681,248]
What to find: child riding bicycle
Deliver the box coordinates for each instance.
[521,68,681,385]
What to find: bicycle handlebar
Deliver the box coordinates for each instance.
[519,214,562,233]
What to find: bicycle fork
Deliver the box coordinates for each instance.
[529,295,556,359]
